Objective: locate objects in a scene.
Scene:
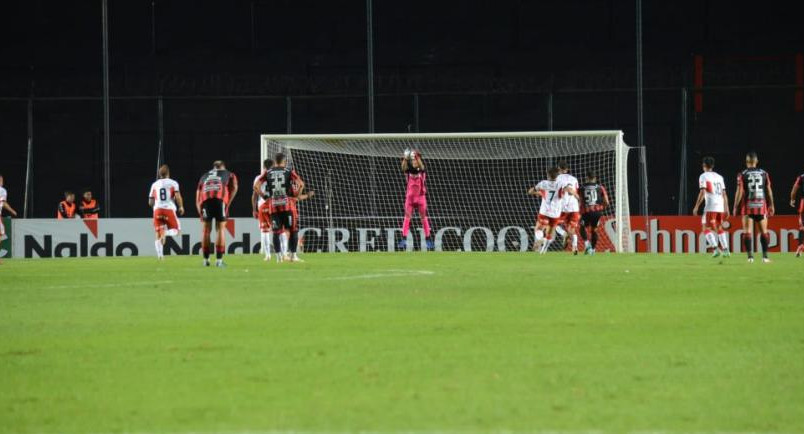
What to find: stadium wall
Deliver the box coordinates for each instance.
[7,216,803,258]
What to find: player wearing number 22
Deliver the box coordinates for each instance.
[692,157,730,258]
[254,152,305,263]
[149,164,185,260]
[733,152,775,263]
[196,161,239,267]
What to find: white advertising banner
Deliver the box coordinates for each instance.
[10,217,553,257]
[9,216,803,258]
[12,218,264,258]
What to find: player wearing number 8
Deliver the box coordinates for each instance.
[733,152,775,263]
[149,165,184,260]
[692,157,730,258]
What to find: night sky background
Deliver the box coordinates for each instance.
[1,0,802,217]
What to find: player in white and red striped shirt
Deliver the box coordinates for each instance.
[692,157,730,257]
[149,165,184,260]
[529,167,575,254]
[252,164,274,260]
[556,162,582,254]
[0,173,18,246]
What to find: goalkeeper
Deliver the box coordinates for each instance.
[400,149,433,250]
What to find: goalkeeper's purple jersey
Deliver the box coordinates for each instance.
[405,167,427,197]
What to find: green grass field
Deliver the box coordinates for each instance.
[1,253,803,433]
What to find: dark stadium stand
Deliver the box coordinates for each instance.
[1,0,802,218]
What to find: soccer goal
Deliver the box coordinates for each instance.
[260,131,633,253]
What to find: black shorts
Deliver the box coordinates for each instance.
[745,214,766,223]
[271,210,299,233]
[581,211,603,228]
[201,198,227,223]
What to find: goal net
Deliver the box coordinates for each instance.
[260,131,632,253]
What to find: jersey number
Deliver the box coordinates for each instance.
[746,174,764,199]
[584,189,597,204]
[271,172,287,196]
[547,191,556,202]
[159,188,167,201]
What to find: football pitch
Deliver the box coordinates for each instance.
[1,253,803,433]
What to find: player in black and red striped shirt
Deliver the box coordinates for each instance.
[733,152,775,263]
[790,172,804,257]
[196,160,238,267]
[254,153,305,263]
[578,173,609,255]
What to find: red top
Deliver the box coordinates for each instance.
[580,182,609,213]
[736,168,771,215]
[255,167,301,213]
[794,174,804,213]
[197,169,238,205]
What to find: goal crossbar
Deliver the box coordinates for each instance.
[261,131,623,140]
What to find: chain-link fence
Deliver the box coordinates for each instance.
[1,86,802,218]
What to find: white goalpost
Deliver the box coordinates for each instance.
[261,131,633,253]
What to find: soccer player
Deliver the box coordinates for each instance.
[692,157,730,257]
[252,164,275,261]
[149,165,184,260]
[790,171,804,257]
[252,159,294,261]
[733,152,775,263]
[0,173,18,243]
[78,190,100,219]
[528,167,572,254]
[56,191,77,219]
[196,160,238,267]
[400,149,433,250]
[255,153,304,263]
[578,173,610,255]
[286,188,314,258]
[556,162,582,254]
